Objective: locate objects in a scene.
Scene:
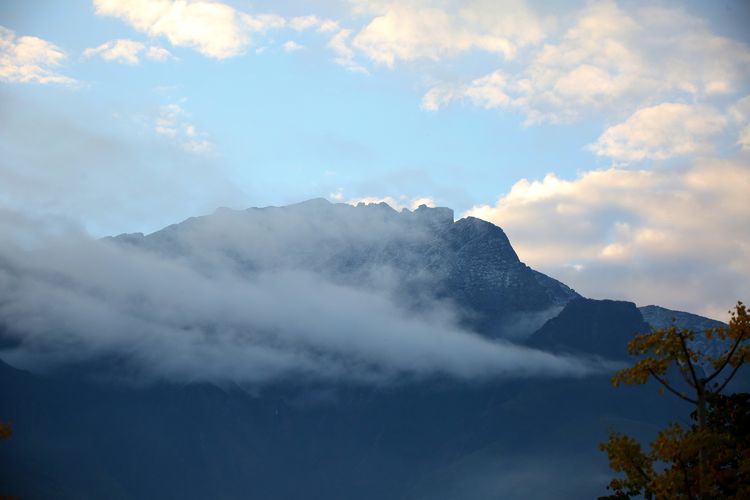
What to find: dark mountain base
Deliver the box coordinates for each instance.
[0,360,688,500]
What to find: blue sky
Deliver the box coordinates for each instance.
[1,0,749,318]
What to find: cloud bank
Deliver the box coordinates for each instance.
[92,0,285,59]
[421,1,750,125]
[589,103,727,161]
[466,158,750,319]
[350,0,547,66]
[0,207,604,386]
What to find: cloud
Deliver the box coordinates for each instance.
[588,103,727,161]
[290,15,322,31]
[84,39,142,64]
[327,28,368,73]
[146,45,172,61]
[282,40,304,52]
[351,0,547,67]
[0,26,77,85]
[465,158,750,319]
[422,1,750,124]
[154,101,214,154]
[83,39,173,64]
[730,95,750,150]
[92,0,285,59]
[422,70,511,111]
[289,15,339,33]
[739,126,750,151]
[0,207,603,385]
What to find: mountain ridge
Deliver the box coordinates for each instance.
[107,199,579,339]
[102,199,719,352]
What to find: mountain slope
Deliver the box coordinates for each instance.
[0,359,686,500]
[526,298,652,359]
[110,199,578,338]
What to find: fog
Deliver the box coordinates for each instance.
[0,205,609,385]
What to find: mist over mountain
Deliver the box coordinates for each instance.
[0,199,591,385]
[111,198,577,331]
[0,200,726,499]
[3,0,748,495]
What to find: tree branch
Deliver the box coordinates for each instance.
[705,330,746,383]
[648,368,698,404]
[626,453,652,487]
[678,333,700,389]
[713,360,745,394]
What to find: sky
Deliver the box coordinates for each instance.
[1,0,749,319]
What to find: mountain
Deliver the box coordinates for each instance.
[639,304,725,332]
[639,305,728,374]
[109,199,578,338]
[0,357,685,500]
[0,199,727,499]
[527,298,652,359]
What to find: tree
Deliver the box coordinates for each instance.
[0,422,10,440]
[599,302,750,499]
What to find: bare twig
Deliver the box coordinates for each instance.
[705,330,746,383]
[648,368,698,405]
[714,360,745,394]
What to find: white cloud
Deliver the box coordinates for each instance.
[83,39,173,64]
[328,189,345,201]
[420,85,454,112]
[422,1,750,124]
[289,15,339,33]
[465,159,750,319]
[282,40,304,52]
[351,0,546,67]
[422,70,513,111]
[290,15,321,31]
[92,0,285,59]
[729,95,750,122]
[155,102,214,154]
[0,26,77,85]
[146,45,173,61]
[730,95,750,151]
[327,28,368,73]
[588,103,727,161]
[84,39,143,64]
[739,125,750,151]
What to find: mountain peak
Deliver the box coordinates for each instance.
[410,204,454,226]
[291,197,332,209]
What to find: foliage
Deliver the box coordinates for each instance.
[0,422,11,440]
[599,302,750,499]
[0,420,14,499]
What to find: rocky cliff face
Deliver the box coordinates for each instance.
[110,199,578,338]
[527,298,652,359]
[440,216,578,335]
